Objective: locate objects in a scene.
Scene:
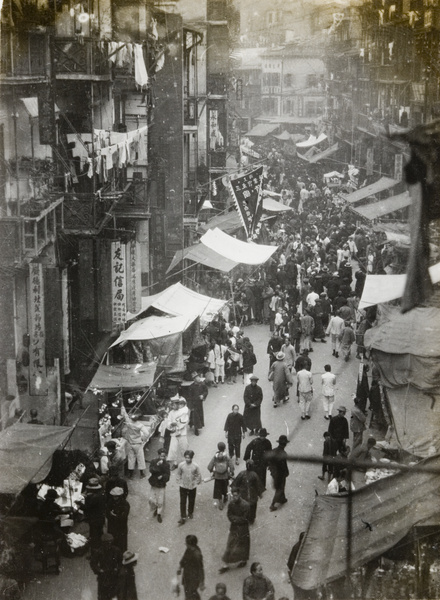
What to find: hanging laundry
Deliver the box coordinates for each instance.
[156,51,165,73]
[151,18,158,40]
[134,44,149,88]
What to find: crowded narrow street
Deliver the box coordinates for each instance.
[23,322,361,600]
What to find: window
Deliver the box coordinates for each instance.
[307,74,319,88]
[305,99,323,117]
[284,73,293,87]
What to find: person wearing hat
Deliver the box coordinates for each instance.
[165,395,190,469]
[267,435,290,511]
[269,352,293,408]
[84,478,106,552]
[243,429,272,490]
[243,375,263,435]
[118,551,139,600]
[233,460,264,524]
[106,486,130,552]
[328,406,349,453]
[120,409,147,479]
[90,533,122,600]
[148,448,171,523]
[105,465,129,501]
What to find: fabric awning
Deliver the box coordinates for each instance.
[351,191,411,220]
[245,123,279,137]
[110,314,197,347]
[126,282,227,326]
[200,228,277,265]
[198,211,243,235]
[291,454,440,590]
[296,133,327,148]
[0,424,74,495]
[166,243,237,274]
[359,262,440,309]
[88,362,157,391]
[262,197,293,212]
[308,142,339,164]
[343,176,398,204]
[364,306,440,357]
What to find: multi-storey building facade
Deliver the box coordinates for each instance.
[0,0,225,427]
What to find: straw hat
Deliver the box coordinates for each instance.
[122,551,139,565]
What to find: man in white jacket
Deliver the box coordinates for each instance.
[326,311,345,358]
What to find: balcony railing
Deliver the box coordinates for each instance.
[0,195,64,267]
[53,37,110,78]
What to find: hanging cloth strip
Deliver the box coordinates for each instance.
[134,44,149,88]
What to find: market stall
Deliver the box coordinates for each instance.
[290,453,440,596]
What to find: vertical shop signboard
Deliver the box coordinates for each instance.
[126,241,141,315]
[394,154,403,181]
[111,241,127,333]
[61,268,70,375]
[29,263,47,395]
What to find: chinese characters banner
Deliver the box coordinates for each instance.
[28,263,47,395]
[229,166,264,240]
[111,242,127,333]
[126,241,141,315]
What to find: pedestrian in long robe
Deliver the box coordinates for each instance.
[267,435,289,511]
[106,487,130,552]
[219,489,250,573]
[233,460,264,524]
[339,321,355,361]
[91,533,122,600]
[118,551,138,600]
[243,375,262,435]
[243,428,272,489]
[177,535,205,600]
[186,373,208,435]
[269,352,293,407]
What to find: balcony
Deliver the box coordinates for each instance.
[53,37,111,81]
[0,196,63,267]
[0,31,48,82]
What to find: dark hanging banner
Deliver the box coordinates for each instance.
[229,165,264,240]
[38,86,56,145]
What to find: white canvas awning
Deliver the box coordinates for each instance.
[343,176,398,204]
[359,262,440,309]
[200,228,277,264]
[110,314,197,348]
[262,197,293,212]
[296,133,327,148]
[351,191,411,221]
[166,243,237,273]
[126,282,227,325]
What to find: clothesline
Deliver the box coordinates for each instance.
[66,125,148,181]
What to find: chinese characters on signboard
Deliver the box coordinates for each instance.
[394,154,403,181]
[29,263,47,395]
[111,242,127,333]
[126,241,141,315]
